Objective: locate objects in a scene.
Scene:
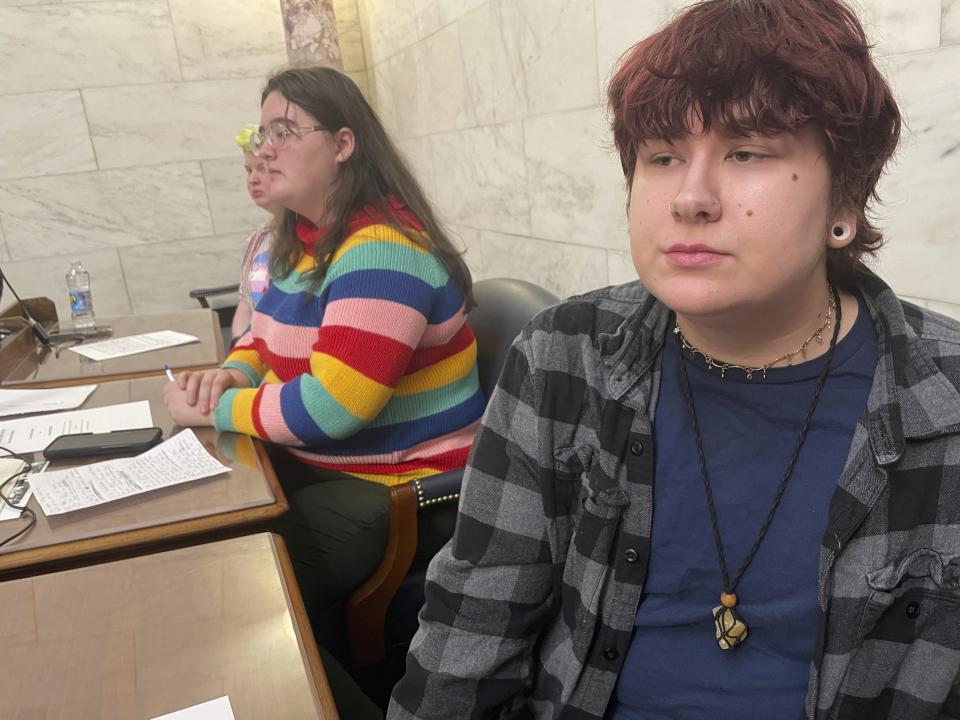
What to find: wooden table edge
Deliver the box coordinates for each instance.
[5,362,223,389]
[3,308,226,388]
[271,532,341,720]
[0,439,287,576]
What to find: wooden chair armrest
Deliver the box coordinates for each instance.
[347,481,419,668]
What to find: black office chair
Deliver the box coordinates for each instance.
[189,283,240,354]
[346,278,560,680]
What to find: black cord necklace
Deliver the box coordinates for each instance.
[676,286,842,650]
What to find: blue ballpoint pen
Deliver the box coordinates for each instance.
[163,363,176,382]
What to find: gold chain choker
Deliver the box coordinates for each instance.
[673,287,836,381]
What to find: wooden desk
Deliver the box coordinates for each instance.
[0,376,286,577]
[0,533,338,719]
[1,309,225,388]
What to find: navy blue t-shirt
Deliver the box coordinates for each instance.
[609,294,877,719]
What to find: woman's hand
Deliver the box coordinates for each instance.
[163,382,214,428]
[175,368,251,414]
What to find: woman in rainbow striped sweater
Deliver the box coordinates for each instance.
[163,67,484,656]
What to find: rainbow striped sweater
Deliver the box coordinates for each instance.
[213,201,484,485]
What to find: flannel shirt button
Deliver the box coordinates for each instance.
[629,441,644,456]
[602,647,619,661]
[905,601,921,619]
[624,548,639,563]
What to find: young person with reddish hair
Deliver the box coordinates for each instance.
[388,1,960,718]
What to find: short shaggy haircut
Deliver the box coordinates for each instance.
[608,0,902,287]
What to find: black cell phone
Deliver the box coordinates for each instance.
[43,427,163,460]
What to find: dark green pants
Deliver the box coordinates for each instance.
[269,447,390,655]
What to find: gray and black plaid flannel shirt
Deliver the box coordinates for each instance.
[389,272,960,720]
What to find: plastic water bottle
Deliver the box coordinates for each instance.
[66,260,96,328]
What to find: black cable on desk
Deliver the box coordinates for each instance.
[0,444,38,548]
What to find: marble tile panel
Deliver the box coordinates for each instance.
[508,0,599,115]
[0,1,181,95]
[596,0,667,91]
[1,247,132,321]
[372,46,420,138]
[168,0,287,81]
[413,0,486,39]
[367,60,403,140]
[415,22,477,134]
[430,123,531,236]
[82,79,264,169]
[397,136,437,206]
[373,25,474,138]
[480,231,608,300]
[850,0,941,56]
[0,163,214,260]
[0,91,97,181]
[608,250,638,286]
[347,70,371,100]
[945,0,960,47]
[872,47,960,304]
[357,0,419,65]
[121,233,249,314]
[927,300,960,322]
[201,158,273,236]
[334,0,367,72]
[459,0,528,126]
[524,106,630,251]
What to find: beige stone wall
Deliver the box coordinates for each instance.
[0,0,335,322]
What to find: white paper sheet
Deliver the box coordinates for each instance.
[0,385,97,418]
[151,696,235,720]
[67,330,200,361]
[0,400,153,454]
[31,429,230,516]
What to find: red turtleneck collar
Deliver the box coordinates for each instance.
[295,196,425,256]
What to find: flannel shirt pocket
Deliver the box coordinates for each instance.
[557,461,629,655]
[831,549,960,719]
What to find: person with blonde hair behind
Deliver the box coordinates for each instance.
[231,124,284,341]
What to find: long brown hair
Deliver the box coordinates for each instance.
[262,66,474,308]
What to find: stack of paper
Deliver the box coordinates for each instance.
[67,330,199,362]
[0,385,97,418]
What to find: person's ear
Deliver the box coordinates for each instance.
[828,209,857,249]
[333,127,355,164]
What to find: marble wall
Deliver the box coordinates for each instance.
[0,0,348,324]
[358,0,960,319]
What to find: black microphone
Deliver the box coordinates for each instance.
[0,262,55,349]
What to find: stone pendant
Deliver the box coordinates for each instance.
[713,604,748,650]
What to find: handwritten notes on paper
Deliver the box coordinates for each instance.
[31,430,230,516]
[67,330,199,362]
